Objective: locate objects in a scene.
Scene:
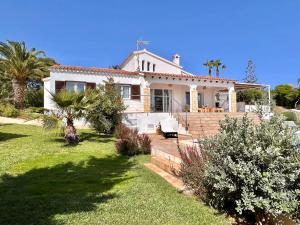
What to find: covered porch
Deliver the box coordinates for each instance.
[143,73,237,113]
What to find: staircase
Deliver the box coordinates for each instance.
[174,112,260,138]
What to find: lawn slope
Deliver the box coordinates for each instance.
[0,124,230,225]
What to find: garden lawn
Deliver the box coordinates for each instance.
[0,124,231,225]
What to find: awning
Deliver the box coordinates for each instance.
[234,82,266,90]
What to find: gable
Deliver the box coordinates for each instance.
[121,50,183,74]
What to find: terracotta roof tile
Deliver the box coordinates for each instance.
[143,72,236,82]
[50,65,236,82]
[50,65,141,75]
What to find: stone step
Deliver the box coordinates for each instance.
[174,113,260,139]
[151,156,181,176]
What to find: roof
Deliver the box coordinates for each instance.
[50,65,236,82]
[234,82,267,90]
[50,64,140,76]
[120,49,183,69]
[144,72,236,82]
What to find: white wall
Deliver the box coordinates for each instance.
[123,112,171,133]
[44,71,145,112]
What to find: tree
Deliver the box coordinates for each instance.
[0,70,13,103]
[86,78,126,134]
[203,60,214,76]
[110,64,121,69]
[0,41,55,109]
[237,88,263,104]
[243,60,257,83]
[50,90,87,143]
[272,84,299,108]
[213,59,226,77]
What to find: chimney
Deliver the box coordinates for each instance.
[172,54,180,65]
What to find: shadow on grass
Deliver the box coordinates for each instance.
[0,155,134,225]
[47,132,114,147]
[80,132,114,143]
[0,132,29,142]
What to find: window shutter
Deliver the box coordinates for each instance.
[86,82,96,89]
[131,85,140,100]
[55,81,65,93]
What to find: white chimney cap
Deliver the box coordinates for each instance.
[172,54,180,65]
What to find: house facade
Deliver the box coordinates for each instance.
[44,49,265,133]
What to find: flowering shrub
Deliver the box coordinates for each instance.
[179,114,300,223]
[138,134,151,154]
[115,124,151,156]
[178,145,208,198]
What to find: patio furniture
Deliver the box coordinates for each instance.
[184,104,190,112]
[160,118,179,138]
[214,108,224,113]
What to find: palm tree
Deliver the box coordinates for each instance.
[0,41,55,109]
[203,60,215,76]
[213,60,226,77]
[50,90,87,143]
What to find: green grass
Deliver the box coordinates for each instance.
[0,124,231,225]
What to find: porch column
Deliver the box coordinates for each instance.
[228,86,237,112]
[143,85,151,113]
[190,84,198,112]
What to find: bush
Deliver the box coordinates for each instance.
[272,84,299,108]
[86,78,126,134]
[115,124,151,156]
[178,145,207,197]
[179,115,300,223]
[138,134,152,154]
[237,89,263,104]
[0,103,19,117]
[114,123,131,139]
[24,88,43,107]
[282,111,297,122]
[115,128,139,156]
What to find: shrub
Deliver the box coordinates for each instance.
[282,111,297,122]
[272,84,299,108]
[86,78,126,134]
[138,134,151,154]
[237,89,263,104]
[179,115,300,223]
[178,145,207,197]
[0,103,19,117]
[114,123,131,139]
[115,124,151,156]
[115,128,139,156]
[24,87,43,107]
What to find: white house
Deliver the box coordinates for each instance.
[44,49,268,133]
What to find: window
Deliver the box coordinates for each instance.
[198,93,204,107]
[153,64,156,72]
[55,81,65,93]
[185,92,190,105]
[141,60,145,71]
[86,82,96,89]
[147,62,150,71]
[131,85,141,100]
[66,81,86,93]
[120,85,131,99]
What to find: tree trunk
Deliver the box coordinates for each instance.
[208,67,212,76]
[216,67,220,77]
[12,79,25,109]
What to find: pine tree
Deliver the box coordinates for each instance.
[243,60,257,83]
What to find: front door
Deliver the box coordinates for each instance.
[151,89,172,112]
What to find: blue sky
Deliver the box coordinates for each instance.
[1,0,299,87]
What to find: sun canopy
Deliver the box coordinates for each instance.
[234,82,266,90]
